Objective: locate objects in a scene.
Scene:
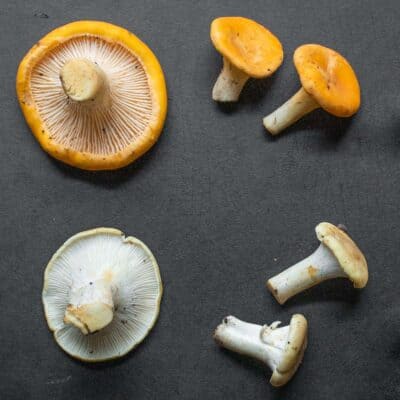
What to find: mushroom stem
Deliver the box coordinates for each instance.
[64,279,114,334]
[263,87,319,135]
[267,243,347,304]
[214,316,288,371]
[212,57,249,102]
[60,58,109,104]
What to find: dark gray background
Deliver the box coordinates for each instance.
[0,1,399,399]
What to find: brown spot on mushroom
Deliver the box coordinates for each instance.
[307,265,318,280]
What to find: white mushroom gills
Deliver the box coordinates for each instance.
[267,242,347,304]
[263,87,319,135]
[214,316,290,371]
[42,228,163,361]
[212,57,249,102]
[64,279,115,334]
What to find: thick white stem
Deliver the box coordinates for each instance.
[267,243,347,304]
[212,57,249,102]
[60,58,110,106]
[214,316,288,371]
[263,87,319,135]
[64,279,114,334]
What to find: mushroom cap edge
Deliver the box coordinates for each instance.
[316,222,368,288]
[270,314,308,387]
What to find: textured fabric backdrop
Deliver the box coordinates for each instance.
[0,1,399,399]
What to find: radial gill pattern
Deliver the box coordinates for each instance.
[30,36,153,155]
[43,229,162,361]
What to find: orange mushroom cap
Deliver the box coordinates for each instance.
[16,21,167,171]
[294,44,360,117]
[210,17,283,79]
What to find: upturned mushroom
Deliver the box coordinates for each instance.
[214,314,307,387]
[210,17,283,102]
[42,228,162,361]
[267,222,368,305]
[17,21,167,170]
[263,44,360,135]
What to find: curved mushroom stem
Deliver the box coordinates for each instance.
[263,87,319,135]
[64,279,114,334]
[267,243,347,304]
[60,59,109,105]
[214,316,288,371]
[212,57,249,102]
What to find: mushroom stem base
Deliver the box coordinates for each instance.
[263,87,319,135]
[64,279,114,334]
[60,58,110,106]
[267,243,347,304]
[212,58,249,102]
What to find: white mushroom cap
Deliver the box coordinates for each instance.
[42,228,162,361]
[214,314,308,387]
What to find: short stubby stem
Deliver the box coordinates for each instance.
[60,58,110,106]
[267,243,347,304]
[263,87,319,135]
[64,279,114,334]
[212,57,249,102]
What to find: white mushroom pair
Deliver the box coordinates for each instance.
[213,222,368,387]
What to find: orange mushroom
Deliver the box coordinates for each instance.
[17,21,167,170]
[210,17,283,102]
[263,44,360,135]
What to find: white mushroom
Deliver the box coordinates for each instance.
[42,228,162,361]
[214,314,308,387]
[267,222,368,304]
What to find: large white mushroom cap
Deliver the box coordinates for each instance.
[42,228,162,361]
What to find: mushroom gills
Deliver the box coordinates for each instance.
[263,87,319,135]
[267,242,347,304]
[212,57,250,102]
[64,278,115,334]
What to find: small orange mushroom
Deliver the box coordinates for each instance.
[17,21,167,170]
[263,44,360,135]
[210,17,283,102]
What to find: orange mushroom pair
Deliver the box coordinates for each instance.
[210,17,361,134]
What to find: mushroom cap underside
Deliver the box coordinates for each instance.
[16,20,167,170]
[270,314,308,387]
[211,17,283,78]
[42,227,163,362]
[294,44,360,117]
[316,222,368,288]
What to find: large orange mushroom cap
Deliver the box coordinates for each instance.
[16,21,167,171]
[294,44,360,117]
[211,17,283,79]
